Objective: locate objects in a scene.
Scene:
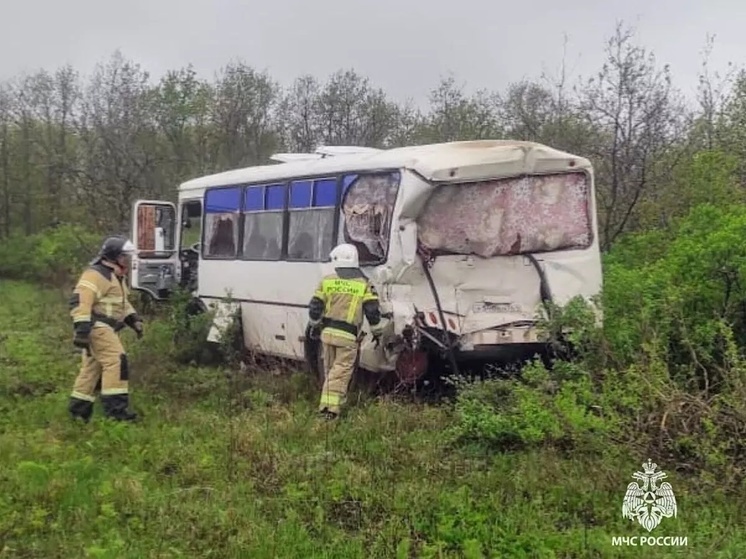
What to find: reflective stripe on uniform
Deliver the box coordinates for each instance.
[101,387,129,395]
[346,294,359,324]
[320,392,341,406]
[98,294,125,321]
[71,391,96,402]
[323,326,357,342]
[78,280,101,297]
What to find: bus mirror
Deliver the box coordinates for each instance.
[399,221,417,264]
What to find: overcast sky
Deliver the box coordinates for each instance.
[1,0,743,107]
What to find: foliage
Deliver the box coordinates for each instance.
[445,202,746,495]
[603,202,746,374]
[0,21,742,253]
[3,279,746,558]
[0,223,100,286]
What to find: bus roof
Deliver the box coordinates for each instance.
[178,139,592,193]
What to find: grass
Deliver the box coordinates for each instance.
[1,278,745,558]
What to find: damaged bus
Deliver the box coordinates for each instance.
[129,140,602,383]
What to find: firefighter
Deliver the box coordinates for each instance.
[68,235,143,422]
[308,243,386,419]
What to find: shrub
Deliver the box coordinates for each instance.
[0,225,101,286]
[446,201,746,486]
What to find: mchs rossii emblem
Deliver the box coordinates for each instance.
[622,459,677,532]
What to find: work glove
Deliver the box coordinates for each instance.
[132,320,143,339]
[73,322,91,355]
[369,318,389,348]
[307,321,321,340]
[125,314,144,339]
[370,327,383,348]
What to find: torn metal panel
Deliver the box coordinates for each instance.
[417,172,591,257]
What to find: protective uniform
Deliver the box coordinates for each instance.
[68,235,143,422]
[308,243,385,419]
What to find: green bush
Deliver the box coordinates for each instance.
[448,201,746,483]
[447,359,612,453]
[603,202,746,379]
[0,225,101,286]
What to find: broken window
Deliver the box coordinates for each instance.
[136,203,176,259]
[287,178,337,261]
[203,186,240,259]
[417,172,592,257]
[341,171,400,264]
[243,183,284,260]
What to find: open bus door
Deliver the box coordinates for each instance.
[129,199,180,301]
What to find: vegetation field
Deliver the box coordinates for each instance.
[3,208,746,559]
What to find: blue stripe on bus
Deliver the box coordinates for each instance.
[244,186,263,211]
[290,180,312,208]
[266,184,285,210]
[205,186,241,213]
[313,178,337,207]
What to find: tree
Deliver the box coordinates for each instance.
[577,22,690,249]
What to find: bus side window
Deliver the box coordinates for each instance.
[340,171,400,264]
[242,183,284,260]
[203,186,240,259]
[287,178,336,261]
[180,200,202,250]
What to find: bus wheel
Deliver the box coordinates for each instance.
[395,349,429,386]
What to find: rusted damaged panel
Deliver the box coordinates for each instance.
[341,172,400,262]
[416,172,591,257]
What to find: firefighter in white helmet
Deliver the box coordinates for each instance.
[67,235,143,422]
[307,243,385,419]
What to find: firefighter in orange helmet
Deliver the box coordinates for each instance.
[68,235,143,422]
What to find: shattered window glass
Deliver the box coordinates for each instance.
[341,171,401,264]
[417,172,591,257]
[136,203,176,259]
[204,214,239,258]
[203,186,241,259]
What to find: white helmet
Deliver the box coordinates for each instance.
[121,239,136,255]
[329,243,359,268]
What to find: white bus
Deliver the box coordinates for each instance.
[129,140,603,382]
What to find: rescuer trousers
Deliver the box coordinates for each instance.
[319,334,360,416]
[68,325,136,422]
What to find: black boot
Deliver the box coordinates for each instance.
[101,394,138,422]
[319,408,338,421]
[69,397,94,423]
